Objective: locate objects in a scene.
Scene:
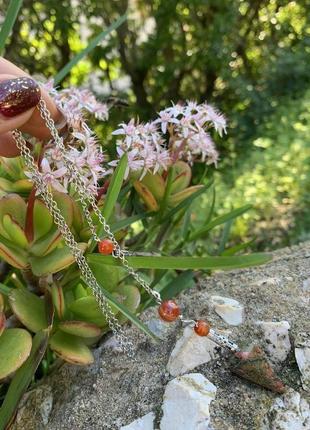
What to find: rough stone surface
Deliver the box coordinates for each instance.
[295,332,310,392]
[210,295,244,325]
[166,325,217,376]
[256,321,291,363]
[261,389,310,429]
[120,412,155,430]
[160,373,216,430]
[12,241,310,430]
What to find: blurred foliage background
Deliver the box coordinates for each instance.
[0,0,309,250]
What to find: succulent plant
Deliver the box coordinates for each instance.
[134,161,203,211]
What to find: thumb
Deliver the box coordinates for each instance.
[0,74,40,135]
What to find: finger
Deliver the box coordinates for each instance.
[0,131,20,157]
[0,57,63,139]
[0,74,40,135]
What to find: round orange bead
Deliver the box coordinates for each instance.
[98,239,114,255]
[158,300,180,322]
[194,320,211,336]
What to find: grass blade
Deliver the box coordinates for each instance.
[110,213,148,233]
[0,0,23,55]
[88,252,272,270]
[89,154,127,252]
[54,13,127,84]
[189,204,252,241]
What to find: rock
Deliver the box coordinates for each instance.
[261,389,310,429]
[167,325,217,376]
[121,412,155,430]
[256,320,291,363]
[11,241,310,430]
[147,318,172,339]
[295,332,310,392]
[210,295,243,325]
[160,373,217,430]
[301,278,310,292]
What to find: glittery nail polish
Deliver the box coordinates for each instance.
[0,77,41,117]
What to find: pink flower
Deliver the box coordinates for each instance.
[153,110,179,134]
[40,158,68,193]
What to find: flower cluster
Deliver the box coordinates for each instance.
[38,82,226,192]
[38,81,111,193]
[112,101,226,177]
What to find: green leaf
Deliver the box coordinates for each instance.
[0,330,49,429]
[0,282,11,296]
[221,239,255,256]
[189,204,252,241]
[88,252,272,270]
[54,13,127,84]
[0,329,32,381]
[81,276,158,341]
[165,181,213,219]
[50,331,94,365]
[88,259,123,292]
[110,213,148,233]
[0,0,23,55]
[69,295,118,327]
[89,154,127,252]
[29,243,87,276]
[9,289,47,333]
[58,321,102,338]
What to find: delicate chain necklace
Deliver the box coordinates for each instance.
[13,98,240,358]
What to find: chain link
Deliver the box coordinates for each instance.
[12,129,135,357]
[37,99,162,305]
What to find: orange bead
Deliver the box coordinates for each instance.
[158,300,180,322]
[98,239,114,255]
[194,320,211,336]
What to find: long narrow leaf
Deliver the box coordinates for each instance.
[221,239,255,256]
[0,330,49,428]
[0,283,11,296]
[0,0,23,55]
[88,252,272,270]
[189,204,252,241]
[89,155,127,252]
[110,213,148,233]
[81,276,158,341]
[54,13,127,84]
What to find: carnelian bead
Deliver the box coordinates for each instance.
[98,239,114,255]
[158,300,180,322]
[194,320,211,336]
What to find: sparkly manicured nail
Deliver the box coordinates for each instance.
[0,77,41,117]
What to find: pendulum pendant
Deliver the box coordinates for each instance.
[230,346,286,394]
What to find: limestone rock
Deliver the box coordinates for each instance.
[160,373,217,430]
[256,320,291,363]
[261,389,310,430]
[295,332,310,392]
[167,325,217,376]
[210,295,243,325]
[121,412,155,430]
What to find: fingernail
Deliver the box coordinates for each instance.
[0,77,41,117]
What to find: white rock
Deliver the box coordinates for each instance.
[167,326,217,377]
[121,412,155,430]
[257,320,291,363]
[210,295,243,325]
[302,278,310,292]
[261,389,310,430]
[295,333,310,392]
[160,373,216,430]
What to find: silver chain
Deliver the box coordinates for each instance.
[37,99,162,305]
[12,129,135,357]
[13,99,240,356]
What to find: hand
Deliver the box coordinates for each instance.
[0,57,62,157]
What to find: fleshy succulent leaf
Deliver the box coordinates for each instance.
[2,214,28,248]
[69,295,118,327]
[30,226,63,256]
[170,161,192,194]
[49,331,94,365]
[0,312,5,336]
[0,235,29,269]
[141,172,165,201]
[33,199,54,241]
[58,321,102,338]
[113,284,141,324]
[29,243,87,276]
[0,328,32,381]
[168,185,204,207]
[50,283,66,319]
[0,194,26,238]
[9,289,47,333]
[133,180,159,211]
